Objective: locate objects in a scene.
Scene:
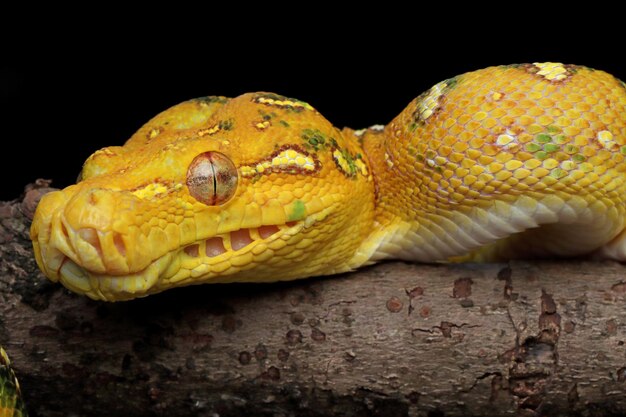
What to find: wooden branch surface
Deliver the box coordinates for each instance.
[2,182,626,417]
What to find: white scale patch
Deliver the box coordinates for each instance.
[534,62,569,81]
[416,81,448,121]
[354,124,385,138]
[241,148,317,177]
[354,129,366,137]
[496,134,515,147]
[132,183,179,200]
[495,130,519,150]
[384,152,394,169]
[597,130,617,150]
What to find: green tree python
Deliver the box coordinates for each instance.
[4,63,626,415]
[1,348,27,417]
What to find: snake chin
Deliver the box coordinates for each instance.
[56,253,172,301]
[52,219,309,301]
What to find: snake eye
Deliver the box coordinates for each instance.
[186,151,238,205]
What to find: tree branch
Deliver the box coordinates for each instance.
[2,182,626,417]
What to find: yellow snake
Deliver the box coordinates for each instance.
[27,62,626,303]
[1,348,27,416]
[1,62,624,416]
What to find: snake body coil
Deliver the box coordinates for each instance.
[29,63,626,301]
[1,348,27,417]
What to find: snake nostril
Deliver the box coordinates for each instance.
[78,228,103,257]
[113,232,126,257]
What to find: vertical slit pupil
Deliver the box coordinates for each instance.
[209,153,218,205]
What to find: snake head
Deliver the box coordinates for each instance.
[31,93,375,301]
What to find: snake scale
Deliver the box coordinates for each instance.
[28,63,626,301]
[4,62,626,415]
[1,348,27,417]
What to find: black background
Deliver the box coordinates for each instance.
[2,17,624,200]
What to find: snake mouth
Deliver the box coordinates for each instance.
[41,219,308,301]
[54,251,173,301]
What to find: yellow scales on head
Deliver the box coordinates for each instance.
[30,64,626,301]
[31,94,375,300]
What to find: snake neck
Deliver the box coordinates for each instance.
[343,125,414,268]
[354,114,460,265]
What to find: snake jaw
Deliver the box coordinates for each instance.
[31,190,71,282]
[33,188,319,301]
[45,218,312,301]
[59,253,172,301]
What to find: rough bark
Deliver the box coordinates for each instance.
[2,182,626,417]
